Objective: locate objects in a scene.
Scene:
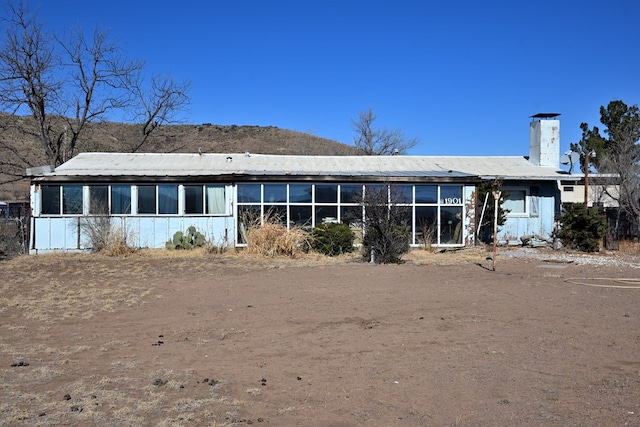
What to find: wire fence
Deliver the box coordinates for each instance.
[0,202,30,259]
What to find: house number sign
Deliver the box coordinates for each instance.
[443,197,462,204]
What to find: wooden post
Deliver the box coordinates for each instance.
[583,151,589,205]
[492,190,502,271]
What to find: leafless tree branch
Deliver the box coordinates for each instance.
[352,107,418,155]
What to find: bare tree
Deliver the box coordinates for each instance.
[0,1,190,173]
[360,184,410,263]
[97,73,191,154]
[352,107,418,155]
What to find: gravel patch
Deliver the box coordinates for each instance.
[499,247,640,269]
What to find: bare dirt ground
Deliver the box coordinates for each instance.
[1,247,640,426]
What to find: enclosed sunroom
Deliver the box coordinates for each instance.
[27,153,485,253]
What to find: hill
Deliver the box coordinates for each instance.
[0,116,361,201]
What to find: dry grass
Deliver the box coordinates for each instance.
[245,222,310,258]
[1,246,639,426]
[404,245,491,265]
[617,239,640,254]
[241,210,312,258]
[0,254,154,323]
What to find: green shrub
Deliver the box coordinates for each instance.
[311,223,355,256]
[363,225,410,263]
[167,226,207,250]
[556,203,606,252]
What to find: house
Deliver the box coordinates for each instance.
[26,115,571,253]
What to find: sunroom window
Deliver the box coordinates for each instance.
[111,185,131,215]
[137,185,156,214]
[158,185,178,214]
[205,185,226,215]
[41,185,61,215]
[184,185,204,214]
[62,185,83,214]
[89,186,109,214]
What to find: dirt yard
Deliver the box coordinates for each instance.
[1,248,639,426]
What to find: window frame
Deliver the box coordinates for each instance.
[502,187,530,217]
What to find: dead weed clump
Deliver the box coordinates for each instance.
[245,222,310,258]
[100,231,137,257]
[242,210,311,258]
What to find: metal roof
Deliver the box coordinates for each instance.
[31,152,568,182]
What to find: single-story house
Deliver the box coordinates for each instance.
[26,115,572,253]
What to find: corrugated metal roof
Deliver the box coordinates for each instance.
[38,152,568,181]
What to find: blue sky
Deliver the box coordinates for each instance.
[26,1,640,162]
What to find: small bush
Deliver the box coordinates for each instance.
[167,226,207,250]
[556,203,606,252]
[311,223,354,256]
[363,225,410,263]
[360,185,411,264]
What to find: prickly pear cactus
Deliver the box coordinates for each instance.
[167,227,207,250]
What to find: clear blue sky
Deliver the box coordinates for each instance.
[28,1,640,160]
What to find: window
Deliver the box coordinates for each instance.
[316,205,338,224]
[415,185,437,203]
[41,185,61,215]
[137,185,156,214]
[185,185,204,214]
[205,185,226,215]
[290,205,312,226]
[62,185,83,214]
[440,186,463,204]
[364,184,386,202]
[503,188,528,216]
[415,206,437,245]
[89,186,109,214]
[264,184,287,203]
[391,185,412,204]
[340,184,362,203]
[290,184,312,203]
[238,184,261,203]
[441,207,463,244]
[315,184,337,203]
[158,185,178,214]
[111,185,131,214]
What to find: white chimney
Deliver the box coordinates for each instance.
[529,113,560,168]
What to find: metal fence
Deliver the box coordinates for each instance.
[0,202,30,259]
